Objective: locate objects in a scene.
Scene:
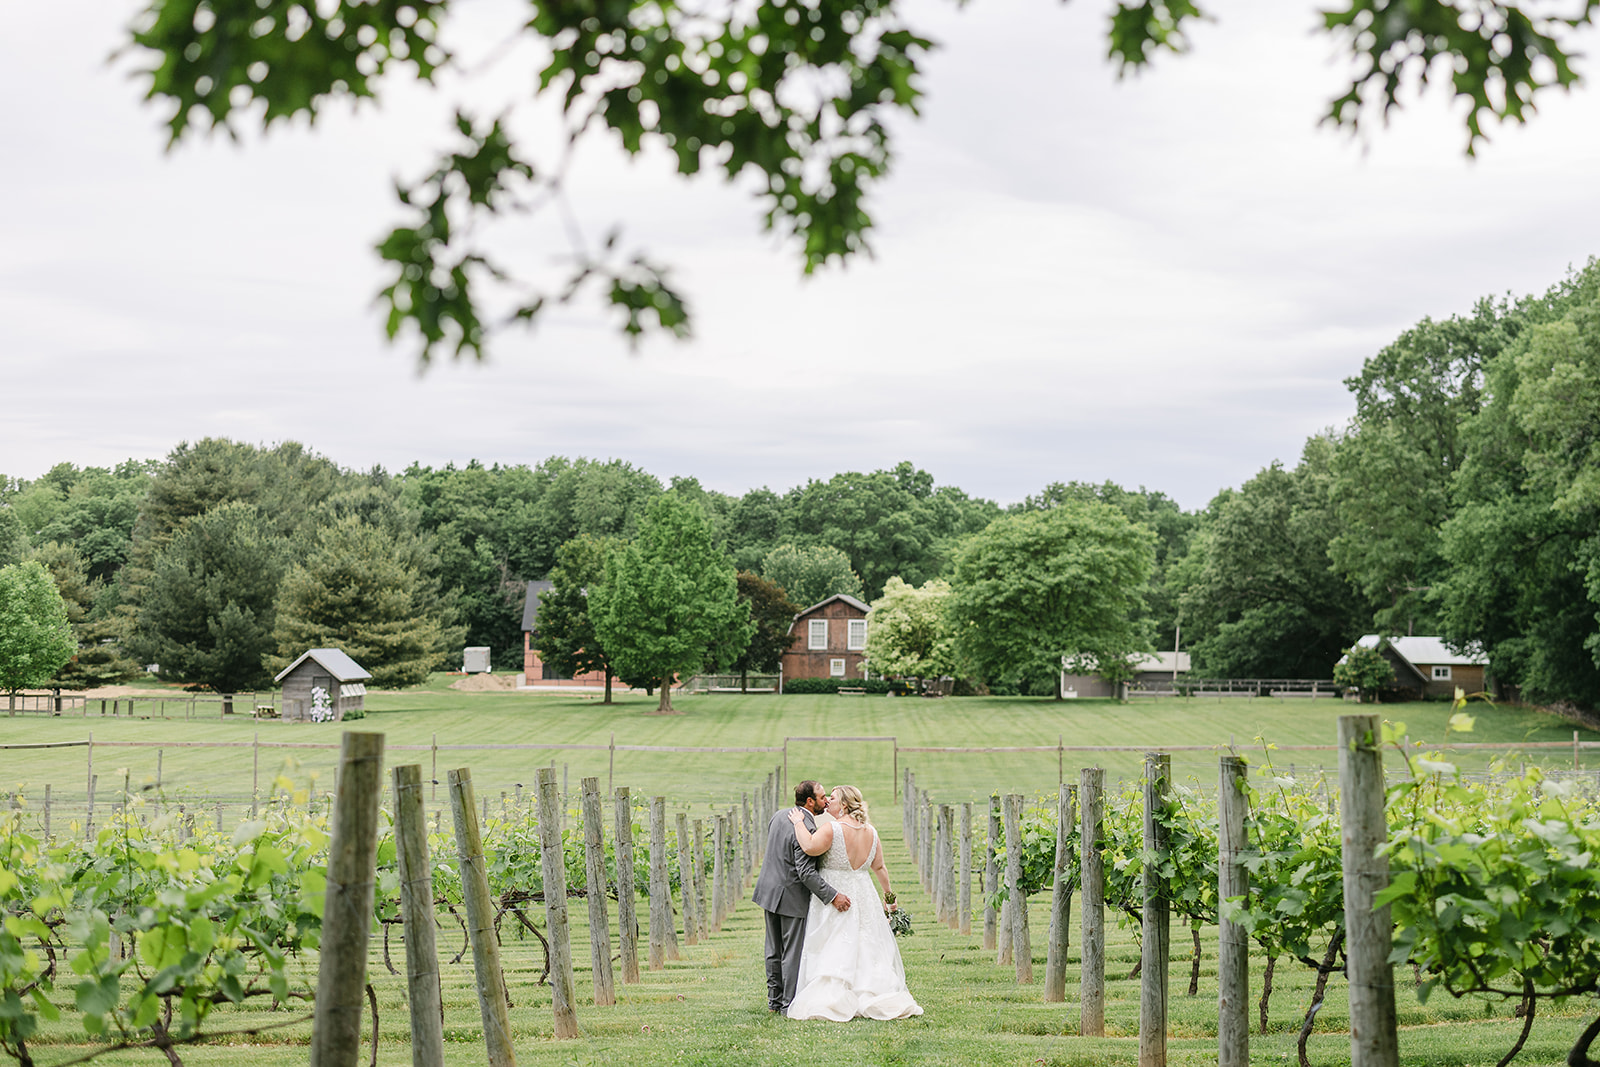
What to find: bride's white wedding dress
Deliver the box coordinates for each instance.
[786,821,923,1021]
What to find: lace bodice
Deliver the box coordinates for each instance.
[822,819,877,872]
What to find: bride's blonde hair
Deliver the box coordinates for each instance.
[833,785,869,824]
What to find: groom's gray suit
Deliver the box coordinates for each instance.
[753,806,839,1011]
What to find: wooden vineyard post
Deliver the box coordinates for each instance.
[931,803,947,923]
[677,812,700,946]
[310,732,385,1067]
[1080,767,1106,1037]
[1044,783,1076,1002]
[1004,793,1033,982]
[1140,753,1171,1067]
[1338,715,1399,1067]
[743,794,753,886]
[1218,756,1250,1067]
[648,797,669,970]
[921,792,934,892]
[448,768,517,1066]
[535,766,580,1038]
[712,813,728,931]
[959,801,973,936]
[580,779,616,1006]
[692,819,709,938]
[985,793,1001,953]
[392,765,444,1067]
[614,788,641,984]
[934,806,947,927]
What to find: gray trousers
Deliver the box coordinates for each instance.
[763,909,808,1010]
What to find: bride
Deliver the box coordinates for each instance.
[785,785,923,1021]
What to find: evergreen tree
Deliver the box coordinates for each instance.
[28,542,139,689]
[269,514,461,689]
[131,502,285,702]
[0,560,75,712]
[591,494,752,713]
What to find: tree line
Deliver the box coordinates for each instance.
[2,257,1598,706]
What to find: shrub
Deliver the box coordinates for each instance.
[781,677,901,695]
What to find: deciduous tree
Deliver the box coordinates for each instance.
[730,572,801,692]
[760,543,864,609]
[591,494,752,712]
[1332,643,1394,702]
[863,576,953,689]
[948,502,1154,697]
[0,560,75,713]
[117,0,1597,361]
[533,535,618,703]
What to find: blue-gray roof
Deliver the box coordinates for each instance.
[273,648,373,683]
[522,580,554,633]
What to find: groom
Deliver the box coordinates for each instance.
[753,779,852,1012]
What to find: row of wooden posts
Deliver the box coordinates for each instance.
[309,733,793,1067]
[902,713,1401,1067]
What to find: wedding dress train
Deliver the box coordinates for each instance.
[786,823,923,1021]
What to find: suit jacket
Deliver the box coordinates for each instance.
[752,807,837,917]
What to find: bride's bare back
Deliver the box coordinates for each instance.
[836,818,876,869]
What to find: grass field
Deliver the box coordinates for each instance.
[1,682,1593,815]
[5,686,1599,1066]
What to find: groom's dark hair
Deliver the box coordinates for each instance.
[795,780,822,808]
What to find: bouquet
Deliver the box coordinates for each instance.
[884,892,913,937]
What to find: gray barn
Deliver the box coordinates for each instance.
[274,648,372,722]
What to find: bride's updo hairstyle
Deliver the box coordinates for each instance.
[835,785,869,824]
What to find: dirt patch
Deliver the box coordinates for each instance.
[448,673,523,692]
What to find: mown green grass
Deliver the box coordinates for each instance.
[15,829,1595,1067]
[1,686,1591,813]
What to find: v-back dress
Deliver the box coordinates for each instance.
[786,820,923,1021]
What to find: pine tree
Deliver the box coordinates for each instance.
[269,515,461,689]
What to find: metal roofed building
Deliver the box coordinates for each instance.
[1345,635,1488,700]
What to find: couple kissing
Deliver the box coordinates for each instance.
[752,780,923,1021]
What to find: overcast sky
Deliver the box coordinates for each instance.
[4,1,1598,510]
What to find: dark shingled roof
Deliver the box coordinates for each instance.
[522,580,554,633]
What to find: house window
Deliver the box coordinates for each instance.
[1432,665,1452,680]
[847,619,867,650]
[830,658,846,677]
[809,619,828,650]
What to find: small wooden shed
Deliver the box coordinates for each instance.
[274,648,372,722]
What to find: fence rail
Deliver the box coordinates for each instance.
[1127,678,1341,698]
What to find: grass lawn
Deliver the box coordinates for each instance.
[0,683,1591,817]
[5,686,1597,1066]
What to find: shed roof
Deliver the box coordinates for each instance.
[522,580,554,633]
[273,648,373,684]
[1353,634,1487,667]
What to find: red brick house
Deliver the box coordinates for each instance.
[781,594,871,682]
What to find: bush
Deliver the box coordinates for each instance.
[781,677,901,695]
